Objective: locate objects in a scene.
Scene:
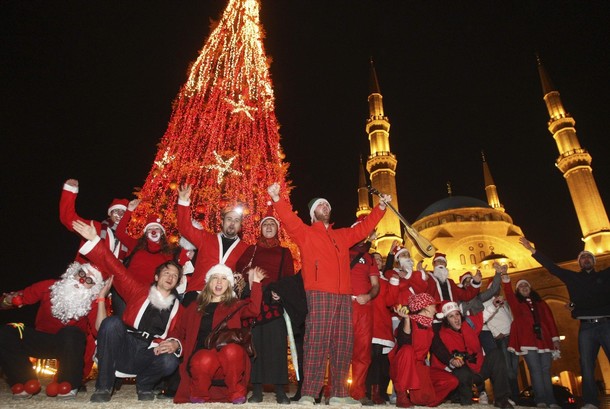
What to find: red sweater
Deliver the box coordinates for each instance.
[431,313,484,374]
[177,201,248,292]
[273,199,386,294]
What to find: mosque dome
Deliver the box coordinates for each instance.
[416,196,491,221]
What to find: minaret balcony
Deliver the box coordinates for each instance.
[556,149,592,173]
[548,116,575,132]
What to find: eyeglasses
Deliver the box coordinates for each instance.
[77,270,95,285]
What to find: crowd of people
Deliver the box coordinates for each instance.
[0,179,608,409]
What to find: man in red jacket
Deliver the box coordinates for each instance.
[177,185,248,305]
[267,182,390,406]
[0,262,104,399]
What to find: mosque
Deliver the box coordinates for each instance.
[356,58,610,398]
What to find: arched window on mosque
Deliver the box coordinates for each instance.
[460,254,466,265]
[470,254,476,264]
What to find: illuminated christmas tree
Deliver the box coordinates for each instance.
[131,0,293,247]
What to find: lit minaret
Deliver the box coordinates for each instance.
[365,59,401,255]
[356,156,372,218]
[537,56,610,254]
[482,151,505,212]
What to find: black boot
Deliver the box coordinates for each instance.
[276,385,290,404]
[290,380,302,401]
[249,383,263,403]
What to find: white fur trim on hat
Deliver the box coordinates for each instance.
[260,216,280,228]
[205,264,235,288]
[515,279,531,289]
[82,263,103,284]
[436,301,460,319]
[309,198,331,223]
[144,221,166,234]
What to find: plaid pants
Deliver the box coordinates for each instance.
[302,290,353,398]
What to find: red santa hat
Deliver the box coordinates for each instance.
[433,252,447,263]
[393,245,409,259]
[260,202,280,228]
[436,300,460,319]
[107,198,128,216]
[407,292,438,312]
[205,264,235,288]
[144,215,166,234]
[459,272,473,287]
[515,279,531,289]
[308,198,331,223]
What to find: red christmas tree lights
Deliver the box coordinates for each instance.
[132,0,294,248]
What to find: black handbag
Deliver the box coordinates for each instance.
[204,303,256,358]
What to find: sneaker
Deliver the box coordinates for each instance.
[508,399,516,406]
[58,388,78,399]
[90,389,112,402]
[581,405,599,409]
[298,395,316,406]
[478,391,489,405]
[232,396,247,404]
[249,393,263,403]
[329,396,362,406]
[12,391,32,400]
[137,391,155,401]
[277,392,291,404]
[536,404,548,408]
[359,397,375,406]
[549,404,562,409]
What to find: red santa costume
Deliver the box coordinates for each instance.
[59,181,129,263]
[390,293,456,407]
[177,200,248,293]
[170,265,263,403]
[114,212,178,285]
[425,253,480,305]
[0,263,103,393]
[348,241,378,401]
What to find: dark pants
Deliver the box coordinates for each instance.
[366,344,390,400]
[0,324,86,388]
[451,348,510,404]
[95,316,179,392]
[578,320,610,406]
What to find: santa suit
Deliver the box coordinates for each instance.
[80,237,182,392]
[170,282,263,403]
[59,182,128,264]
[177,201,248,293]
[390,316,457,407]
[349,244,378,400]
[426,274,479,305]
[0,280,99,389]
[115,209,177,285]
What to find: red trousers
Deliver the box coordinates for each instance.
[189,344,250,402]
[350,301,373,399]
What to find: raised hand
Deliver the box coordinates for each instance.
[127,199,140,211]
[98,276,114,298]
[178,184,192,201]
[267,183,280,202]
[473,269,482,283]
[378,194,392,210]
[248,266,267,283]
[65,179,78,187]
[73,220,98,241]
[519,237,535,253]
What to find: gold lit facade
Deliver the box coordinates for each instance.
[537,57,610,254]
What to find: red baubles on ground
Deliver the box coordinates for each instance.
[46,381,59,397]
[11,383,25,394]
[11,294,23,306]
[24,379,41,394]
[58,381,72,395]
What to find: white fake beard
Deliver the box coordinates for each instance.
[399,258,414,274]
[147,231,161,243]
[50,276,100,324]
[433,265,449,283]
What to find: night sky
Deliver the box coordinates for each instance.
[2,0,609,319]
